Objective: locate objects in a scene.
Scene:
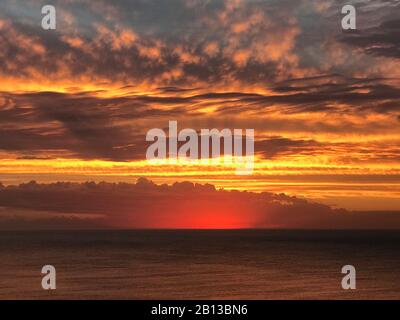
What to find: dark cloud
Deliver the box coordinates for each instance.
[1,83,399,162]
[0,91,187,160]
[211,75,400,114]
[340,19,400,59]
[0,178,400,230]
[255,137,319,159]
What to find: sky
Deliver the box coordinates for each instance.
[0,0,399,229]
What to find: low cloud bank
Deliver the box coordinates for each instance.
[0,178,399,230]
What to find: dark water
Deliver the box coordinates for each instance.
[0,230,400,299]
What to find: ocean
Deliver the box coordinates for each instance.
[0,230,399,299]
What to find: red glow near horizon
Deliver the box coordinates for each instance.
[118,203,259,229]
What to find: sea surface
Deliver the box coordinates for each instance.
[0,230,399,299]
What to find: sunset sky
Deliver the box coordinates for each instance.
[0,0,399,229]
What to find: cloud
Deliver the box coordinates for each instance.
[0,91,188,160]
[0,0,399,88]
[0,178,399,230]
[0,0,319,86]
[340,19,400,60]
[0,0,398,210]
[255,137,319,159]
[0,79,399,163]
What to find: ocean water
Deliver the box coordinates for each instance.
[0,230,399,299]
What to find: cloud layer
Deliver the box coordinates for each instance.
[1,178,400,230]
[0,0,399,214]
